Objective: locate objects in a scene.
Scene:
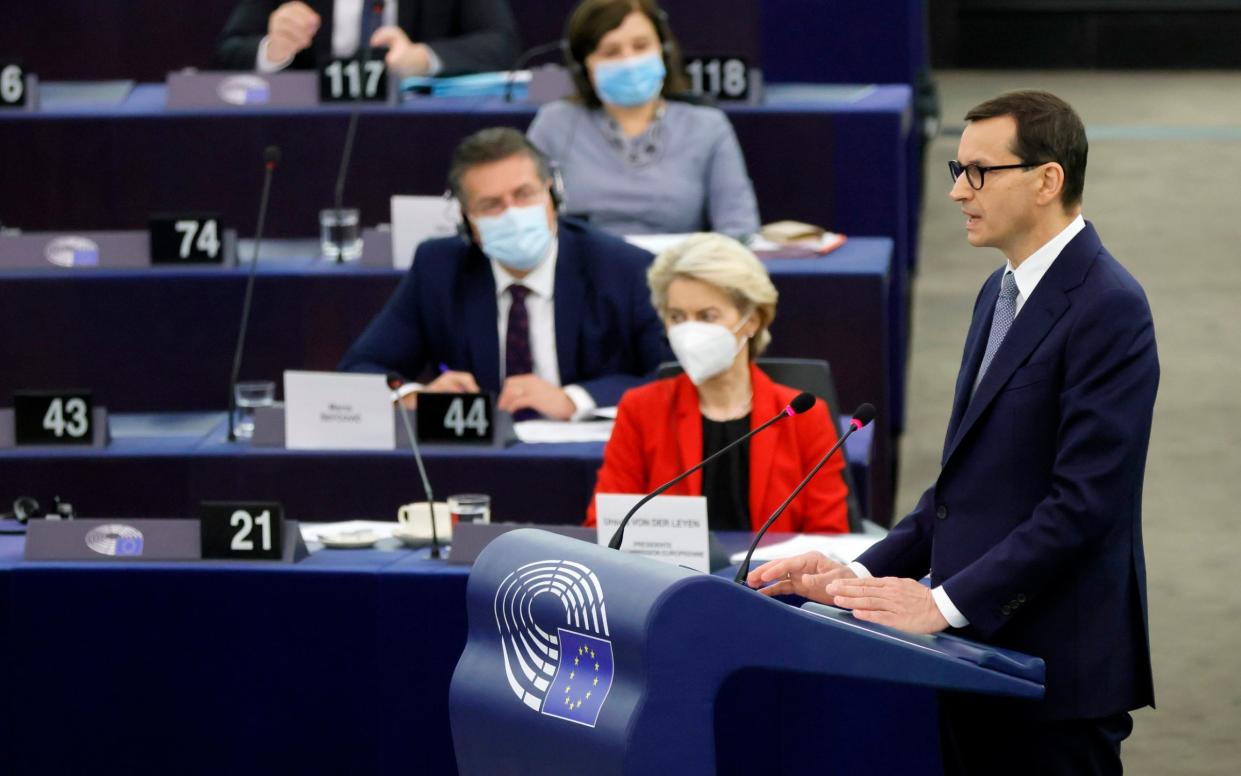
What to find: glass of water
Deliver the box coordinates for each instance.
[233,380,276,439]
[319,207,362,261]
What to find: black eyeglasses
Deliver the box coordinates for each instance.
[948,160,1046,190]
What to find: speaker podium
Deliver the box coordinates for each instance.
[450,529,1044,774]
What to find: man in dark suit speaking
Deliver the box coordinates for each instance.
[339,127,668,420]
[750,91,1159,774]
[215,0,519,77]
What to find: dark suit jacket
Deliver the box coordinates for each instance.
[338,219,670,407]
[857,222,1158,721]
[215,0,519,76]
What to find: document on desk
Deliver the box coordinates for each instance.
[514,420,614,444]
[729,534,883,565]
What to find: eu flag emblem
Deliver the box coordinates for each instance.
[540,628,614,728]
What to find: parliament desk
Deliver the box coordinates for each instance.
[0,1,924,88]
[0,410,873,528]
[0,531,941,776]
[1,81,914,439]
[0,236,898,523]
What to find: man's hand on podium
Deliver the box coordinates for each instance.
[746,551,857,602]
[825,577,949,635]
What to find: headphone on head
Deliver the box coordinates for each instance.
[561,2,675,100]
[450,138,565,245]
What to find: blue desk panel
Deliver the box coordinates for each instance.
[0,410,873,527]
[0,533,941,776]
[0,82,913,437]
[0,237,896,522]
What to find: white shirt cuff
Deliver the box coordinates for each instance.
[424,45,443,76]
[256,36,295,73]
[395,382,423,399]
[931,585,970,629]
[562,384,597,422]
[847,561,872,579]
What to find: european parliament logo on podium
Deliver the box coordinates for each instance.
[493,559,616,728]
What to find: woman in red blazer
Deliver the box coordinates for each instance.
[586,234,849,533]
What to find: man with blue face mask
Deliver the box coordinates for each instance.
[340,127,670,420]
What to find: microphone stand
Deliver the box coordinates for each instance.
[733,408,874,584]
[330,0,385,262]
[394,394,442,559]
[503,40,569,104]
[227,147,279,442]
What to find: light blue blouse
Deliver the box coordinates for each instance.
[527,99,760,239]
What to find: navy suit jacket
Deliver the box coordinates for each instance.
[338,219,670,407]
[857,222,1158,720]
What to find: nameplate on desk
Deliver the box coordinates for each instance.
[0,231,151,270]
[166,71,318,109]
[1,61,36,110]
[595,493,710,573]
[24,518,201,561]
[284,370,395,450]
[250,402,518,449]
[319,55,392,104]
[416,392,495,445]
[149,213,235,265]
[0,397,109,449]
[200,501,289,561]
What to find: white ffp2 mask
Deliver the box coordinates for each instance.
[667,315,751,385]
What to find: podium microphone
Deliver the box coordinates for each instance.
[226,145,281,442]
[607,392,816,551]
[329,0,385,262]
[733,403,876,584]
[503,40,569,103]
[388,373,442,559]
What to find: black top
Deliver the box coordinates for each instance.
[701,414,751,532]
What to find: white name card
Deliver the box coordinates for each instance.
[595,493,710,573]
[390,195,461,269]
[283,370,395,450]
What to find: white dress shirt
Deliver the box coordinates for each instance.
[490,240,597,421]
[257,0,442,74]
[850,214,1086,629]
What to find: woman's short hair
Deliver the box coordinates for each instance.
[647,233,778,358]
[563,0,689,109]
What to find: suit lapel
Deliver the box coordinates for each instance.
[943,271,1002,459]
[673,377,703,493]
[942,223,1101,466]
[553,229,584,385]
[398,0,418,36]
[747,366,778,522]
[463,249,501,394]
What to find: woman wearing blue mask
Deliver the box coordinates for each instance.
[584,234,848,534]
[527,0,760,240]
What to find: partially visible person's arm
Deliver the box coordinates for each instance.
[584,391,652,526]
[217,0,320,71]
[420,0,520,76]
[790,402,849,533]
[703,115,760,239]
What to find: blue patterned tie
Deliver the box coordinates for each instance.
[974,271,1019,392]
